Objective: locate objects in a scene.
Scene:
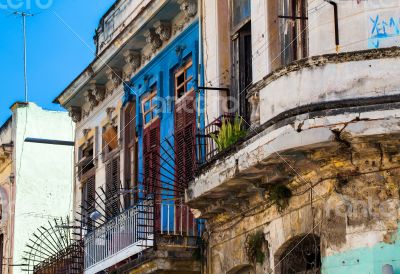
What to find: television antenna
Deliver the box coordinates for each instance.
[13,12,34,102]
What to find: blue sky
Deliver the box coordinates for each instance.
[0,0,115,125]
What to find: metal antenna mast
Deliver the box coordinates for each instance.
[13,12,34,102]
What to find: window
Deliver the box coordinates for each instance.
[231,0,252,122]
[78,139,95,179]
[231,0,251,31]
[142,90,158,127]
[102,123,118,158]
[175,59,194,99]
[279,0,308,66]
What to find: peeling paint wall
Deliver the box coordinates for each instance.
[11,103,74,273]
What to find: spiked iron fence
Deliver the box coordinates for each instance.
[22,218,83,274]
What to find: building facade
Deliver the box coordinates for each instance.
[186,1,400,274]
[54,0,204,273]
[0,102,74,274]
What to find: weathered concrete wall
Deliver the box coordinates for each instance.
[256,49,400,125]
[200,131,400,273]
[73,86,124,228]
[195,1,400,273]
[188,107,400,273]
[309,1,400,55]
[95,0,151,54]
[202,0,231,124]
[11,103,74,273]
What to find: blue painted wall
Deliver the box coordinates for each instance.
[124,21,202,231]
[323,227,400,274]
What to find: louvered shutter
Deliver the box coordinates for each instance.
[143,127,151,195]
[142,119,161,231]
[174,90,196,189]
[142,119,160,197]
[81,175,95,231]
[105,157,120,218]
[174,90,196,235]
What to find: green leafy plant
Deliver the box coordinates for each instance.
[267,184,292,212]
[245,230,266,265]
[210,114,247,152]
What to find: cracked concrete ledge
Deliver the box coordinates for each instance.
[187,108,400,211]
[248,46,400,98]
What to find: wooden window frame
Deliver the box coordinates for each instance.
[78,138,95,179]
[142,90,158,128]
[102,121,119,162]
[230,0,251,33]
[279,0,308,66]
[174,59,194,102]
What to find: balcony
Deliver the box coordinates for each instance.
[188,48,400,218]
[83,199,203,273]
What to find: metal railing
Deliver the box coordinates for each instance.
[83,199,154,270]
[83,199,203,271]
[196,114,235,166]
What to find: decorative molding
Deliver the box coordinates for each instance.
[84,90,99,111]
[178,0,197,21]
[82,128,91,137]
[68,106,82,123]
[154,20,172,42]
[173,0,197,34]
[89,82,106,102]
[249,91,260,128]
[122,50,141,81]
[106,107,116,125]
[144,28,162,53]
[105,68,122,95]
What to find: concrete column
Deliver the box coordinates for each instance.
[251,0,269,82]
[202,0,230,124]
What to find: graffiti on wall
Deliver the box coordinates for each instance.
[368,14,400,48]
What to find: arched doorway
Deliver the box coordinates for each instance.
[275,234,321,274]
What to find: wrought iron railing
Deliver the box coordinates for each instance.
[33,242,84,274]
[196,114,235,167]
[83,199,203,271]
[83,199,153,270]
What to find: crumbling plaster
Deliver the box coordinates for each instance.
[201,152,400,273]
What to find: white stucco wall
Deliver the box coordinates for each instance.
[11,103,74,273]
[259,54,400,124]
[309,1,400,55]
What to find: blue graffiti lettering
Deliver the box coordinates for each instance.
[369,14,400,49]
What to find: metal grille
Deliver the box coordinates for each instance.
[22,218,84,274]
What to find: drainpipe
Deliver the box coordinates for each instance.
[325,0,340,53]
[198,0,206,132]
